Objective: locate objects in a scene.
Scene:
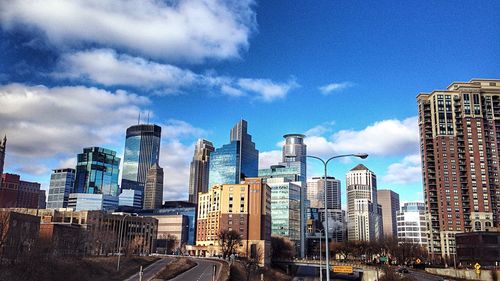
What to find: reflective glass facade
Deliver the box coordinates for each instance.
[119,189,143,208]
[121,124,161,192]
[47,168,75,209]
[268,180,301,242]
[208,141,239,188]
[68,193,118,211]
[74,147,120,196]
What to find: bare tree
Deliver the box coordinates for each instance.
[218,229,242,259]
[270,236,295,262]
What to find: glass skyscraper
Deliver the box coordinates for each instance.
[267,178,301,242]
[188,139,214,203]
[74,147,120,196]
[47,168,75,209]
[208,120,258,188]
[121,124,161,192]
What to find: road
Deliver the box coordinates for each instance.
[123,258,172,281]
[169,259,221,281]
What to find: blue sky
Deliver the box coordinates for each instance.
[0,0,499,204]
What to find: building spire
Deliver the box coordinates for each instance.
[138,112,141,125]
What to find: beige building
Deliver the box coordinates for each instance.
[144,163,163,209]
[195,178,271,265]
[417,79,500,260]
[377,189,400,238]
[152,214,188,253]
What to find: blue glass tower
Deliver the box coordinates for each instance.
[208,120,258,188]
[74,147,120,196]
[121,124,161,192]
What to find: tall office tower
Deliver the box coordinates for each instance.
[74,147,120,196]
[197,178,271,265]
[307,176,341,209]
[377,189,400,238]
[266,177,301,246]
[346,164,382,241]
[208,120,258,188]
[144,163,163,209]
[417,79,500,259]
[280,134,307,181]
[397,202,428,246]
[47,168,75,209]
[188,139,214,203]
[121,124,161,193]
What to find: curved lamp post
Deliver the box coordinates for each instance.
[307,153,368,281]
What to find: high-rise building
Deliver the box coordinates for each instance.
[417,79,500,259]
[307,176,341,209]
[74,147,120,196]
[144,163,163,209]
[0,135,6,186]
[121,124,161,194]
[68,193,118,211]
[188,139,214,203]
[396,202,428,246]
[208,120,258,188]
[47,168,75,209]
[346,164,382,241]
[280,134,307,182]
[266,177,301,244]
[377,189,400,238]
[196,178,271,265]
[118,189,143,208]
[38,189,46,209]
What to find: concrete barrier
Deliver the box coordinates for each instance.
[425,267,499,281]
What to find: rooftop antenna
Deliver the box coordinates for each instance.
[137,112,141,125]
[147,111,150,124]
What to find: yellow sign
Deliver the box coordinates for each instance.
[416,258,421,264]
[332,265,353,274]
[474,263,481,270]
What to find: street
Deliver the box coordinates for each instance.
[405,269,448,281]
[169,259,221,281]
[123,258,172,281]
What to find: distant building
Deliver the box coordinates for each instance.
[38,189,46,209]
[208,120,258,188]
[68,193,118,211]
[121,124,161,206]
[0,173,41,209]
[346,164,382,241]
[307,176,341,209]
[139,201,197,245]
[188,139,214,204]
[267,178,301,244]
[47,168,75,209]
[119,189,143,209]
[377,189,400,238]
[195,178,271,265]
[143,163,163,209]
[417,79,500,259]
[396,202,428,245]
[74,147,120,196]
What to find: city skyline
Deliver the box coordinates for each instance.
[0,0,499,204]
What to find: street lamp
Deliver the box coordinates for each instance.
[116,213,138,271]
[306,153,368,281]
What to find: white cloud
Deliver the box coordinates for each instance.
[55,49,198,89]
[0,0,256,63]
[160,140,195,201]
[0,83,149,159]
[258,150,282,169]
[304,121,335,137]
[238,78,299,102]
[303,116,418,158]
[53,49,298,101]
[16,164,50,176]
[319,82,353,95]
[160,119,206,140]
[383,154,422,184]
